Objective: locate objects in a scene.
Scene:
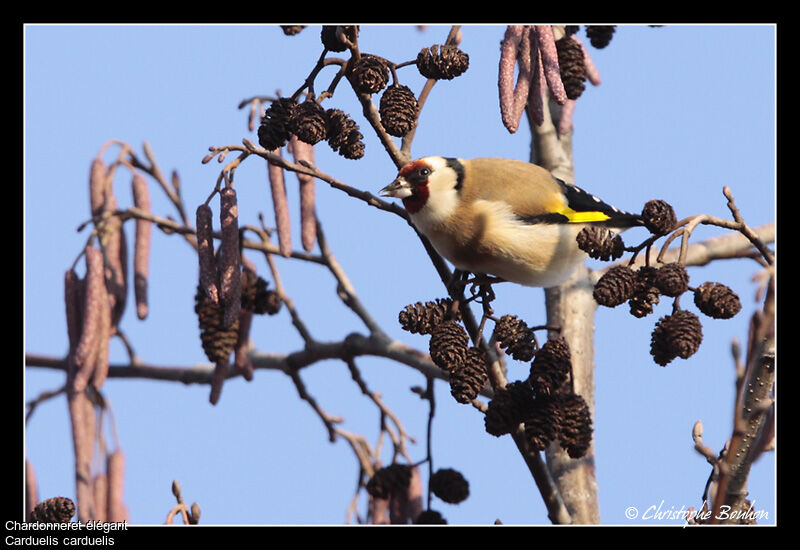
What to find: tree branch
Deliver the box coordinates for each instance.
[533,92,599,524]
[25,333,456,390]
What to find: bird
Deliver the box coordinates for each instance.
[380,156,643,288]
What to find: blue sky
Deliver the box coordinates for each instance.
[24,24,775,525]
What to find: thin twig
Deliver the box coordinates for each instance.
[316,221,386,338]
[25,384,67,424]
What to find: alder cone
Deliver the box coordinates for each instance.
[484,381,535,437]
[593,265,636,307]
[557,393,593,459]
[650,310,703,366]
[641,199,677,235]
[289,100,327,145]
[429,320,469,371]
[523,396,563,451]
[30,497,76,523]
[577,226,624,261]
[350,54,389,94]
[258,98,297,150]
[366,463,412,499]
[195,285,239,365]
[555,36,587,100]
[493,314,536,362]
[398,298,459,335]
[449,347,488,404]
[429,468,469,504]
[529,336,572,396]
[416,44,469,80]
[379,84,418,137]
[694,282,742,319]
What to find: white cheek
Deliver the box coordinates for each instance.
[414,186,459,228]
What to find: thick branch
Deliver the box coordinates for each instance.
[533,94,600,524]
[710,276,775,523]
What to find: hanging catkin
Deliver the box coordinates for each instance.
[289,137,317,252]
[25,460,37,522]
[132,173,152,320]
[233,256,256,381]
[67,389,95,522]
[72,247,105,393]
[103,191,127,329]
[535,25,568,105]
[209,361,228,406]
[498,25,532,133]
[196,204,219,304]
[90,289,111,390]
[89,157,107,219]
[92,473,107,523]
[218,187,241,329]
[89,158,126,327]
[234,309,254,381]
[64,270,83,354]
[106,449,127,522]
[527,28,544,126]
[267,149,293,257]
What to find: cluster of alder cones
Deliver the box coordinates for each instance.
[365,463,470,524]
[398,300,593,459]
[261,25,470,158]
[577,199,742,366]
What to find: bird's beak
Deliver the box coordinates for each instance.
[379,178,413,199]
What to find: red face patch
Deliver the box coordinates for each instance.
[398,160,432,214]
[402,184,429,214]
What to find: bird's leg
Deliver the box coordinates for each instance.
[472,283,496,307]
[465,274,506,287]
[446,269,470,295]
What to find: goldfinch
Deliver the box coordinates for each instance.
[380,156,643,288]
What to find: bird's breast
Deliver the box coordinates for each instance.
[412,200,588,287]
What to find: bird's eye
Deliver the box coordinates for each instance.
[419,167,431,177]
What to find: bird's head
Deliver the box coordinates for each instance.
[380,156,463,216]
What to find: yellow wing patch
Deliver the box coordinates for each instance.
[557,207,611,223]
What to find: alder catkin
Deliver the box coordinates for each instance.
[132,173,152,320]
[196,204,219,304]
[103,192,127,329]
[72,247,105,393]
[499,26,533,134]
[498,25,524,133]
[25,460,37,522]
[233,255,256,382]
[527,28,544,126]
[234,309,254,381]
[209,360,228,405]
[64,269,83,353]
[106,449,126,522]
[289,137,317,252]
[218,187,241,329]
[92,473,108,523]
[535,25,568,105]
[89,157,108,219]
[90,291,112,390]
[67,389,95,522]
[267,149,293,258]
